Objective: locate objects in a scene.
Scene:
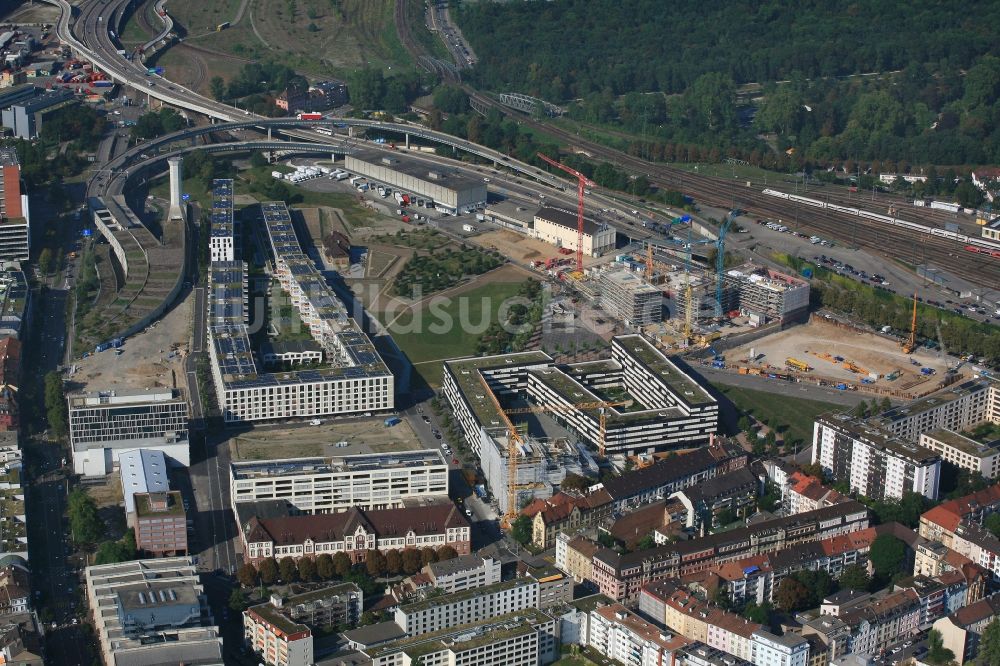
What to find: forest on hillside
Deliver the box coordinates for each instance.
[455,0,1000,168]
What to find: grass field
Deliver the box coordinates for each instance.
[167,0,413,79]
[386,279,527,388]
[713,383,840,447]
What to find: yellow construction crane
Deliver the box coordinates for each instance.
[902,292,918,354]
[504,400,632,457]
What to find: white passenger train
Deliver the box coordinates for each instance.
[762,189,1000,254]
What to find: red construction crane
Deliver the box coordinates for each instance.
[537,152,595,272]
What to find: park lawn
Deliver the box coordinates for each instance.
[388,280,526,387]
[713,383,840,447]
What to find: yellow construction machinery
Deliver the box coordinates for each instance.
[902,292,918,354]
[785,357,812,372]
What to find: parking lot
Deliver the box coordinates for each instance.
[228,417,427,462]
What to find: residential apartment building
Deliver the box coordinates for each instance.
[394,578,539,637]
[678,642,754,666]
[425,554,500,594]
[918,483,1000,548]
[948,522,1000,582]
[639,580,760,662]
[525,489,612,549]
[589,603,691,665]
[442,335,719,461]
[133,491,187,557]
[230,450,448,514]
[919,429,1000,479]
[365,608,557,666]
[68,389,189,476]
[532,206,616,257]
[84,558,221,666]
[876,378,1000,443]
[751,630,809,666]
[0,149,29,263]
[241,500,470,563]
[209,201,393,423]
[244,583,362,666]
[555,533,600,583]
[931,593,1000,664]
[784,470,849,515]
[812,413,941,501]
[209,179,235,262]
[591,501,870,601]
[597,269,663,327]
[671,467,759,532]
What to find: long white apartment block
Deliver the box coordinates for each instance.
[209,179,235,262]
[876,378,1000,443]
[207,201,393,422]
[230,450,448,514]
[813,413,941,501]
[394,578,539,637]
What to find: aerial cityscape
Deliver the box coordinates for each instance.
[0,1,998,665]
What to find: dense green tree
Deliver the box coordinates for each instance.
[926,628,955,666]
[365,549,387,577]
[869,535,906,583]
[209,76,226,101]
[237,563,258,588]
[229,588,248,612]
[38,248,54,275]
[980,619,1000,666]
[402,549,423,575]
[511,515,533,546]
[385,550,403,575]
[68,489,103,544]
[258,558,279,585]
[44,371,68,438]
[297,557,317,582]
[775,577,811,612]
[838,564,870,591]
[742,601,772,625]
[94,532,136,565]
[437,545,458,561]
[332,552,352,577]
[420,547,438,566]
[316,554,335,580]
[278,557,298,583]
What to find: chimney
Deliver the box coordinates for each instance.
[168,157,185,220]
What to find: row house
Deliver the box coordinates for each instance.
[523,489,612,549]
[591,501,869,601]
[918,482,1000,547]
[931,593,1000,664]
[802,589,922,661]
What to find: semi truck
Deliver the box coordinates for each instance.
[297,112,322,120]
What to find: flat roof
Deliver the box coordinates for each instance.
[347,148,485,194]
[923,428,1000,457]
[231,450,447,481]
[614,335,716,407]
[819,413,941,465]
[119,449,170,515]
[879,379,997,425]
[398,578,535,615]
[134,491,185,518]
[444,350,553,428]
[600,269,662,296]
[535,206,609,236]
[210,179,234,239]
[485,199,538,226]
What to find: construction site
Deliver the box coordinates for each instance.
[722,317,958,397]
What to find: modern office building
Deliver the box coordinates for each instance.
[0,149,29,262]
[133,491,188,557]
[812,413,941,501]
[230,450,449,514]
[244,582,362,666]
[394,578,539,637]
[240,500,470,563]
[84,558,221,666]
[67,389,190,476]
[118,448,170,526]
[208,179,235,262]
[875,379,1000,443]
[344,149,487,215]
[365,608,557,666]
[532,206,616,257]
[919,429,1000,479]
[207,202,393,422]
[597,269,663,327]
[723,263,811,323]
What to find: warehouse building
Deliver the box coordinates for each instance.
[230,450,449,514]
[0,148,30,262]
[723,263,810,323]
[68,388,190,476]
[344,149,487,215]
[812,413,941,501]
[0,87,73,139]
[597,269,663,327]
[532,206,616,257]
[207,202,393,422]
[208,179,235,263]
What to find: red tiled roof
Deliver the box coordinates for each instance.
[921,505,963,534]
[922,485,1000,533]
